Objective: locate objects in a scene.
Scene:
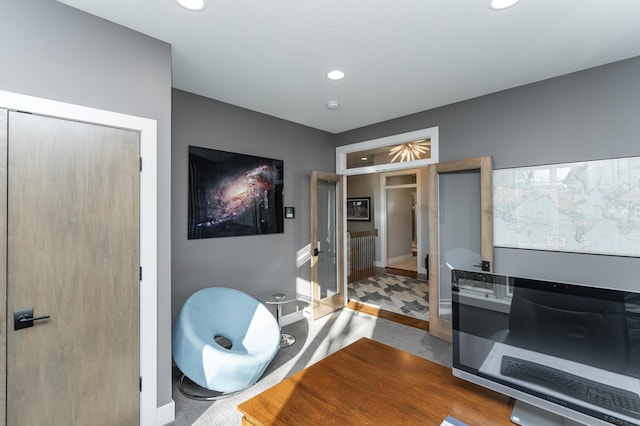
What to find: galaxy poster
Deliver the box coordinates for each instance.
[188,146,284,239]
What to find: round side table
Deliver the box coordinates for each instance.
[261,289,299,348]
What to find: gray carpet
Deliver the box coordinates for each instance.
[169,308,452,425]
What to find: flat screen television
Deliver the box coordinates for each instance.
[451,270,640,426]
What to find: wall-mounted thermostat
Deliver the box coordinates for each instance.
[285,207,295,219]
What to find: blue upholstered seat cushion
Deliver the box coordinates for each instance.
[172,287,280,392]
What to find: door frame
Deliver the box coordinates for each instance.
[379,168,423,274]
[427,156,493,341]
[0,90,158,425]
[336,127,440,307]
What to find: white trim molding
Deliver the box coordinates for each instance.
[156,400,176,426]
[336,127,439,176]
[0,90,161,426]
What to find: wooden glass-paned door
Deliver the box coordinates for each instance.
[6,112,140,425]
[428,156,493,341]
[310,171,344,319]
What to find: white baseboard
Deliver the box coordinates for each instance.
[281,309,305,326]
[156,400,175,426]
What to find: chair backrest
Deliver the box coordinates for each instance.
[172,286,281,392]
[507,279,628,373]
[178,287,279,351]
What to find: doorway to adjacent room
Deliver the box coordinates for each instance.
[345,169,429,328]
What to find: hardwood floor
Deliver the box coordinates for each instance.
[238,338,514,426]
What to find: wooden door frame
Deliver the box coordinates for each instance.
[0,91,159,425]
[427,156,493,341]
[310,171,345,319]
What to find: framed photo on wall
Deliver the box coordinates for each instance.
[346,197,371,221]
[188,146,284,239]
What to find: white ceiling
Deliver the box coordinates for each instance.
[57,0,640,134]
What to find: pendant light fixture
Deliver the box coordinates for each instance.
[388,140,430,163]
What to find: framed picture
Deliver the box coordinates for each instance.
[188,146,284,239]
[347,197,371,221]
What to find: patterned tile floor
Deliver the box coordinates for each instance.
[348,273,429,321]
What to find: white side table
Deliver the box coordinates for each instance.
[261,289,299,348]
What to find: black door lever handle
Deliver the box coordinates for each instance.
[14,308,51,330]
[19,314,50,323]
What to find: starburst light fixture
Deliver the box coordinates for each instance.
[388,139,431,162]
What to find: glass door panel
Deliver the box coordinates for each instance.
[318,178,338,298]
[311,171,344,319]
[437,170,482,320]
[428,156,493,341]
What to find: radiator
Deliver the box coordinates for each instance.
[348,230,376,283]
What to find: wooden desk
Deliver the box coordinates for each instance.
[238,337,514,425]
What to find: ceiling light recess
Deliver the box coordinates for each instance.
[327,70,345,81]
[175,0,206,11]
[327,101,341,110]
[489,0,521,10]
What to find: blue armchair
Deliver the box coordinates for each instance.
[172,287,280,398]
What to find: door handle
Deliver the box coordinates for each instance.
[313,248,324,256]
[473,260,491,271]
[14,308,51,330]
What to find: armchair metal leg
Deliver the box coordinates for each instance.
[177,373,247,401]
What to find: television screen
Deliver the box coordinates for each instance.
[452,270,640,426]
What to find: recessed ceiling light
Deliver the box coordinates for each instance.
[327,70,345,81]
[175,0,206,11]
[326,101,341,110]
[489,0,521,10]
[361,157,368,161]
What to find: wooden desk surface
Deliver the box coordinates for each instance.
[238,337,514,425]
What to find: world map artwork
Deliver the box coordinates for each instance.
[493,157,640,257]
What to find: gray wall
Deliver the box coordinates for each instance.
[346,174,377,233]
[172,90,335,320]
[0,0,174,409]
[336,57,640,291]
[386,188,414,259]
[346,174,380,263]
[438,171,481,257]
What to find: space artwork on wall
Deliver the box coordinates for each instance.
[188,146,284,239]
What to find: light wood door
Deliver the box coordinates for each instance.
[428,156,493,341]
[5,111,140,425]
[310,171,344,319]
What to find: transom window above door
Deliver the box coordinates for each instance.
[336,127,439,175]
